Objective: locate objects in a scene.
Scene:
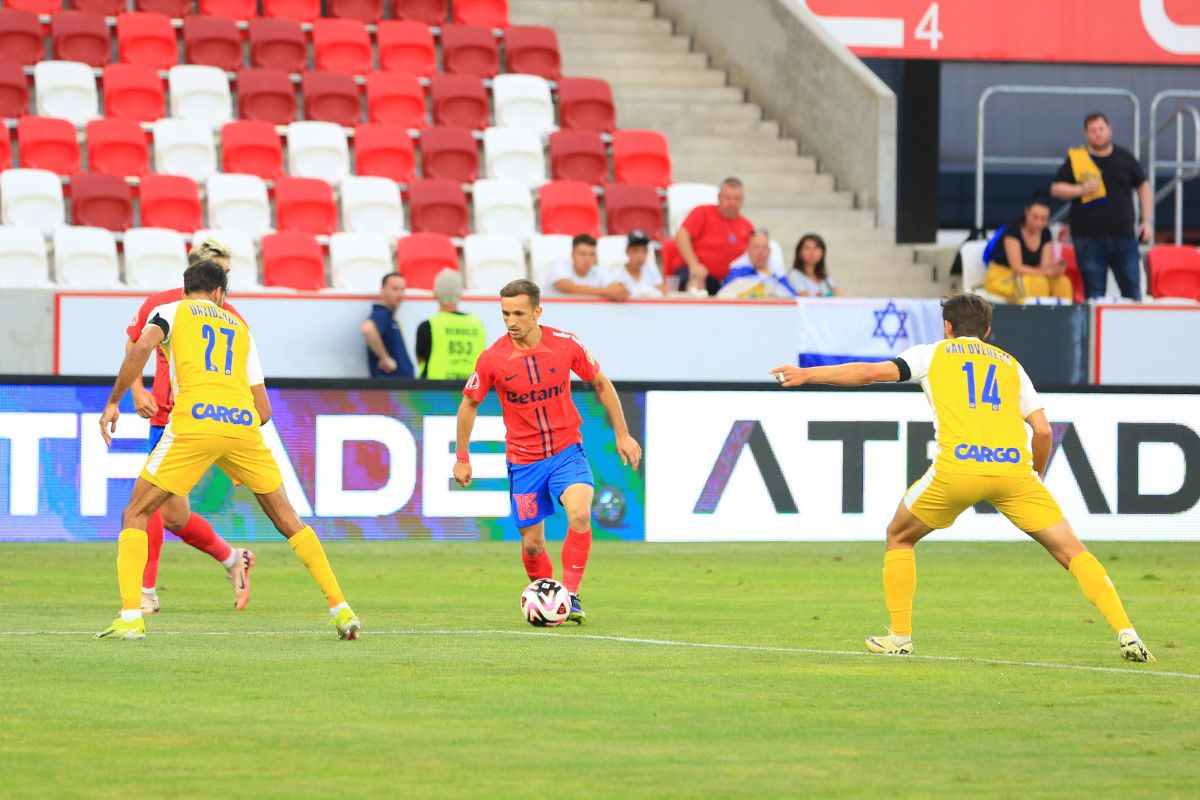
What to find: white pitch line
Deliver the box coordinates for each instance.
[2,627,1196,681]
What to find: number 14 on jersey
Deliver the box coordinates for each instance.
[962,361,1001,410]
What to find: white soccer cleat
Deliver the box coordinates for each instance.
[865,630,913,655]
[1118,631,1155,662]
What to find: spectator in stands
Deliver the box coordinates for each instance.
[611,230,666,298]
[718,231,796,299]
[984,192,1073,303]
[788,234,840,297]
[361,273,415,379]
[1050,112,1152,300]
[415,269,488,380]
[545,234,630,301]
[675,177,755,296]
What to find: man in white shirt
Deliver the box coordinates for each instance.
[544,234,630,301]
[612,230,665,298]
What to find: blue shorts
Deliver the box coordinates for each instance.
[148,424,166,453]
[508,444,594,528]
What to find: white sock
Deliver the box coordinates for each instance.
[120,609,142,622]
[891,633,912,645]
[142,587,157,597]
[329,601,349,617]
[1118,627,1138,640]
[220,550,238,569]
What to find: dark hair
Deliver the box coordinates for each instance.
[1026,190,1051,210]
[500,278,541,307]
[183,260,228,295]
[792,233,828,281]
[1084,112,1109,129]
[571,233,597,250]
[942,291,992,338]
[381,272,405,287]
[720,177,743,190]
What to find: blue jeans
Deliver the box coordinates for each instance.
[1072,235,1142,300]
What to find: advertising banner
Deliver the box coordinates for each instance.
[1094,304,1200,385]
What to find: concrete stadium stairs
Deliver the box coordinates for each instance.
[510,0,941,297]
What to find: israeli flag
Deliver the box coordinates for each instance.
[795,298,945,366]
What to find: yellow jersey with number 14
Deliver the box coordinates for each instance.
[145,298,265,440]
[895,337,1043,476]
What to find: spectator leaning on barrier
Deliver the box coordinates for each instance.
[361,272,415,379]
[415,269,488,380]
[718,231,797,299]
[675,177,755,296]
[611,230,666,298]
[788,234,839,298]
[545,234,630,301]
[985,192,1073,304]
[1050,112,1153,300]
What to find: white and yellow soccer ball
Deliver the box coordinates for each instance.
[520,578,571,627]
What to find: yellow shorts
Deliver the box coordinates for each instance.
[904,468,1064,533]
[141,429,283,497]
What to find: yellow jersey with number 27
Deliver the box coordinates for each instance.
[894,337,1042,476]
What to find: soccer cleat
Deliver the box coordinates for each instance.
[227,548,255,611]
[331,606,361,640]
[1118,631,1156,663]
[141,591,160,614]
[567,594,586,625]
[96,616,146,640]
[865,630,913,655]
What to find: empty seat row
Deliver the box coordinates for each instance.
[0,0,508,26]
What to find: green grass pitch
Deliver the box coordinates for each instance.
[2,540,1198,798]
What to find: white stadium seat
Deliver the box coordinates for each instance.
[0,226,50,287]
[168,65,234,127]
[471,179,535,238]
[492,75,555,134]
[153,118,218,182]
[53,226,120,288]
[192,228,259,290]
[340,176,406,240]
[463,234,526,293]
[1,169,65,234]
[330,231,393,291]
[596,234,628,272]
[482,127,547,189]
[286,121,350,184]
[529,233,571,286]
[123,227,188,288]
[34,61,99,126]
[957,240,1001,302]
[206,173,272,239]
[667,182,718,235]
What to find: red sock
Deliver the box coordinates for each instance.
[521,548,553,580]
[172,513,234,564]
[560,529,592,594]
[142,511,164,590]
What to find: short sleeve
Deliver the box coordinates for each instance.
[893,343,935,382]
[1128,153,1147,186]
[145,305,172,343]
[246,331,265,386]
[544,261,572,289]
[1017,363,1043,418]
[568,335,600,381]
[1054,158,1074,184]
[463,357,493,403]
[127,295,157,342]
[644,260,663,288]
[680,205,708,238]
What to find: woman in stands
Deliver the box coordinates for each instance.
[984,192,1073,303]
[788,234,839,297]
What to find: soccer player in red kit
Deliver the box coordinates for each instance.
[124,241,254,613]
[453,279,642,622]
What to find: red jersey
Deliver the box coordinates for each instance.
[680,204,754,280]
[463,326,600,464]
[126,289,245,428]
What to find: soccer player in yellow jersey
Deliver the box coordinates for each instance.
[95,261,361,641]
[770,292,1153,662]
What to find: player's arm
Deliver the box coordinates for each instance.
[769,360,901,388]
[589,370,642,470]
[1026,409,1053,479]
[100,325,165,446]
[123,338,158,418]
[246,332,270,424]
[453,394,480,487]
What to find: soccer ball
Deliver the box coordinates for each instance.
[520,578,571,627]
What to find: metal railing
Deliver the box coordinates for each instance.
[1148,91,1200,245]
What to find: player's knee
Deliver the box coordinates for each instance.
[160,507,189,532]
[566,509,591,532]
[522,540,545,558]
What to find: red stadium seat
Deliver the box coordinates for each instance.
[375,20,436,77]
[199,0,258,19]
[249,18,307,73]
[102,64,165,122]
[407,179,468,236]
[73,0,125,13]
[365,71,426,127]
[18,116,80,175]
[452,0,507,27]
[539,180,599,237]
[2,0,59,14]
[0,63,30,119]
[504,26,561,80]
[1061,244,1085,303]
[70,172,133,231]
[275,175,338,236]
[327,0,382,23]
[301,70,361,127]
[604,182,663,240]
[135,0,190,15]
[85,118,150,177]
[139,173,202,232]
[419,125,478,183]
[396,232,458,289]
[429,74,488,130]
[549,130,606,184]
[262,0,322,24]
[440,24,499,79]
[0,9,44,67]
[262,232,327,290]
[236,69,297,125]
[51,11,111,68]
[0,129,10,171]
[353,123,416,182]
[312,19,373,76]
[391,0,447,24]
[116,13,179,71]
[612,130,671,188]
[1148,245,1200,300]
[221,120,284,179]
[557,78,615,133]
[183,17,243,72]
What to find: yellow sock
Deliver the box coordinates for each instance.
[1069,551,1133,633]
[116,528,149,612]
[288,526,346,607]
[883,548,917,636]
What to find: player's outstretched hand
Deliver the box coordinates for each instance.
[99,403,119,447]
[616,433,642,470]
[453,460,472,488]
[769,365,808,388]
[132,386,158,419]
